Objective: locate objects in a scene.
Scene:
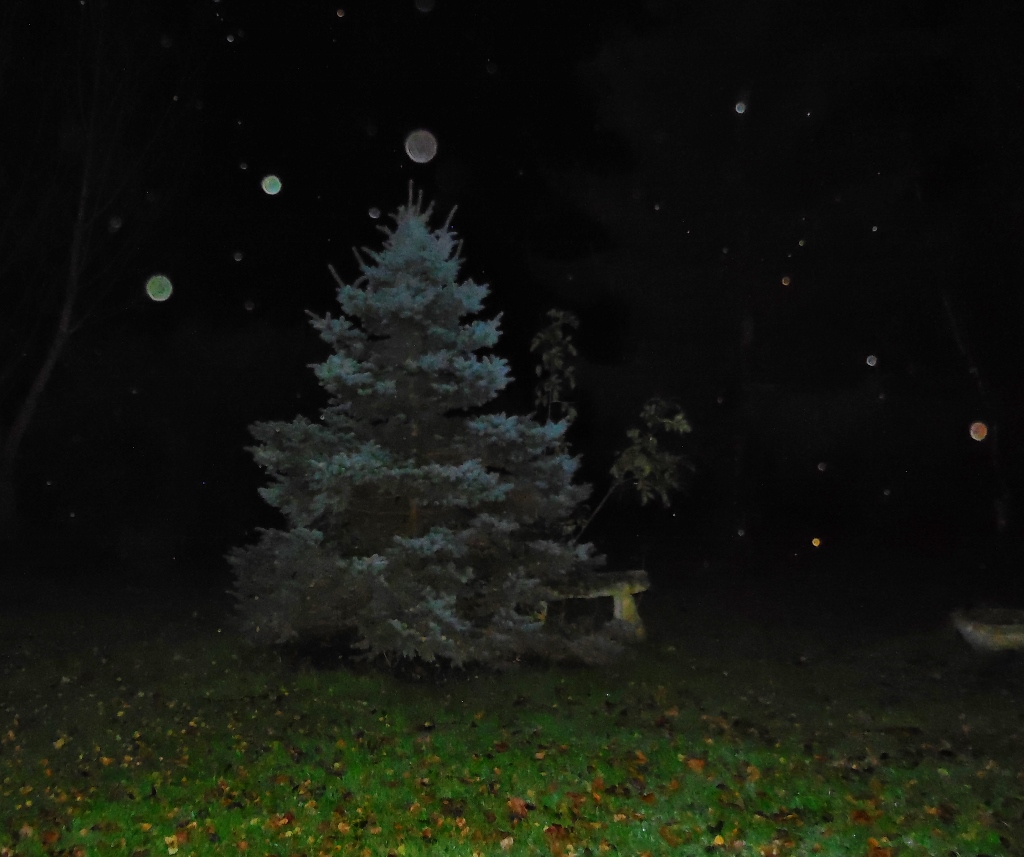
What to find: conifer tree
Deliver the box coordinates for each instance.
[228,186,625,668]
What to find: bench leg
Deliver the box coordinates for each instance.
[613,591,646,640]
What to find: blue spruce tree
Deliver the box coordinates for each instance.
[229,186,624,668]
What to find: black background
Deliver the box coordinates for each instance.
[4,0,1022,614]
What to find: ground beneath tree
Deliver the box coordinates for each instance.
[3,532,1023,769]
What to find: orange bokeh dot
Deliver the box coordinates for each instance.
[970,421,988,441]
[811,537,821,547]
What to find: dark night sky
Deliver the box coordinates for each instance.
[5,0,1024,602]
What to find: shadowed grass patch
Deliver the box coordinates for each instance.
[1,576,1021,856]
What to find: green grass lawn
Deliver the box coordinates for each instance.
[1,572,1022,856]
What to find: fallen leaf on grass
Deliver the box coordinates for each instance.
[508,796,531,820]
[565,791,588,812]
[545,823,572,855]
[658,824,683,846]
[924,802,958,823]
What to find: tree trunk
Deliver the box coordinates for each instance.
[0,467,17,543]
[0,99,91,542]
[0,306,74,543]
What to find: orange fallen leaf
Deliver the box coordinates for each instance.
[566,791,588,810]
[508,796,530,819]
[545,822,571,855]
[658,825,682,846]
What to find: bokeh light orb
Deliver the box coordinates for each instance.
[866,354,878,367]
[261,174,282,195]
[404,129,438,164]
[811,537,821,547]
[970,421,988,442]
[145,274,173,302]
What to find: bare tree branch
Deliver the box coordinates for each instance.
[0,0,207,540]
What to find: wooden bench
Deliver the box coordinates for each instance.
[541,569,650,640]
